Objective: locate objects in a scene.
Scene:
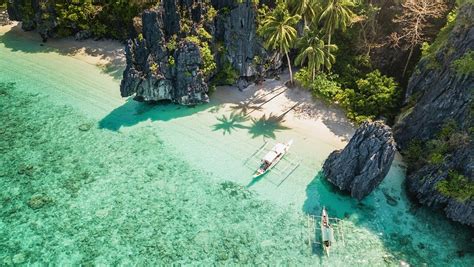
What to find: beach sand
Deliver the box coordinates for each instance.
[1,22,126,77]
[0,21,359,209]
[1,22,355,148]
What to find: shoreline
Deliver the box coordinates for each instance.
[0,22,126,74]
[0,22,355,148]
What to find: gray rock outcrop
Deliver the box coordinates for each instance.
[121,0,278,104]
[394,4,474,147]
[323,121,397,200]
[394,3,473,226]
[406,144,473,226]
[120,6,209,105]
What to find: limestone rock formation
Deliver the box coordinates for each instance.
[120,6,209,105]
[394,3,474,226]
[7,0,56,42]
[406,144,474,226]
[323,121,397,200]
[121,0,278,104]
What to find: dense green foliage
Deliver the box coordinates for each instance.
[212,60,240,86]
[259,0,405,123]
[404,121,471,172]
[295,31,337,80]
[436,171,474,202]
[258,0,301,83]
[296,68,400,123]
[10,0,157,39]
[344,70,400,119]
[405,120,473,203]
[452,50,474,75]
[185,35,216,78]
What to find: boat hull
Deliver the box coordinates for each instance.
[252,140,293,178]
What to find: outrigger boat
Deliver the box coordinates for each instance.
[321,207,335,256]
[253,140,293,178]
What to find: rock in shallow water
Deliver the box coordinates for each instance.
[323,121,397,200]
[27,194,52,209]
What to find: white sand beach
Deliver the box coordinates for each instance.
[1,22,354,148]
[0,22,360,210]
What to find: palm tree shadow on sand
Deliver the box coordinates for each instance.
[212,112,250,135]
[248,113,290,139]
[229,98,266,115]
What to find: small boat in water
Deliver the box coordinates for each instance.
[253,140,293,178]
[321,207,335,256]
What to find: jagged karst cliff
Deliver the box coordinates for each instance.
[394,3,474,226]
[323,121,397,200]
[121,0,276,104]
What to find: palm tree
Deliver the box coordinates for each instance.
[319,0,355,52]
[295,30,337,80]
[258,1,301,84]
[287,0,322,27]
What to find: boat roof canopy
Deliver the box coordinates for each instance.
[274,143,286,154]
[263,151,278,163]
[321,227,335,242]
[262,143,286,163]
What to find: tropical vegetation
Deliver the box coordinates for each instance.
[258,1,301,84]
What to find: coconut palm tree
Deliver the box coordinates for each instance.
[295,30,338,80]
[319,0,355,52]
[258,1,301,84]
[287,0,322,27]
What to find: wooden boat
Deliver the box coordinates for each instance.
[253,140,293,178]
[321,207,335,256]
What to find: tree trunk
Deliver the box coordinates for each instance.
[402,46,414,78]
[286,52,293,85]
[327,33,332,54]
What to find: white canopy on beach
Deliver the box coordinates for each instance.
[263,143,286,163]
[263,151,278,163]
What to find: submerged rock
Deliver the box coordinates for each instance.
[323,121,397,200]
[27,194,52,209]
[78,123,91,131]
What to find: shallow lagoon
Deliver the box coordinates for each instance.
[0,29,473,265]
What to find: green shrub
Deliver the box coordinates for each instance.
[350,70,400,118]
[404,140,425,171]
[212,60,239,85]
[452,50,474,75]
[205,6,217,24]
[296,68,400,123]
[197,27,212,41]
[436,170,474,202]
[295,69,343,100]
[166,35,178,53]
[185,35,217,78]
[168,56,175,67]
[428,153,444,165]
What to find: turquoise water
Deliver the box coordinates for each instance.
[1,28,473,265]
